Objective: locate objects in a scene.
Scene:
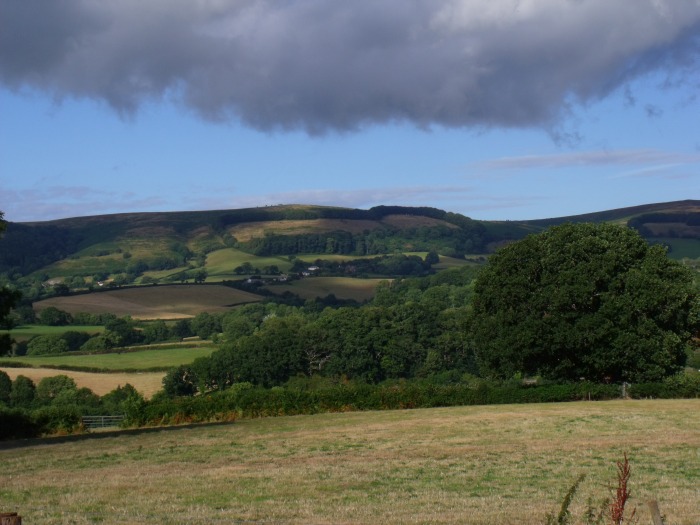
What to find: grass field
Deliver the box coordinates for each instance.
[657,237,700,260]
[0,399,697,524]
[2,325,104,343]
[205,248,293,277]
[32,285,263,320]
[1,345,216,371]
[0,367,163,398]
[266,277,387,302]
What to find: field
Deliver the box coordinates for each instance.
[204,248,293,278]
[0,345,216,398]
[0,399,697,524]
[2,325,104,343]
[1,345,216,371]
[0,367,163,397]
[266,277,387,302]
[32,285,263,319]
[657,237,700,260]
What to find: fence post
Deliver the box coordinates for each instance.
[646,500,664,525]
[0,512,22,525]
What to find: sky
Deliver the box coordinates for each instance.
[1,0,699,224]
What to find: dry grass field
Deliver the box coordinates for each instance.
[1,367,163,398]
[227,215,456,242]
[266,277,387,302]
[1,399,698,524]
[33,285,262,319]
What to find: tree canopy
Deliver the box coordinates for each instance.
[470,223,700,383]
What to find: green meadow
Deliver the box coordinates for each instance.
[3,345,216,371]
[3,325,105,343]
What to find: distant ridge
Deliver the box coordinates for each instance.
[521,199,700,226]
[1,200,698,282]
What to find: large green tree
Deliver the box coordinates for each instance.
[0,212,21,352]
[470,223,699,383]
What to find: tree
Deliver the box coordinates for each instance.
[162,365,199,397]
[0,370,11,405]
[10,375,35,408]
[38,306,72,326]
[35,375,78,405]
[27,334,70,355]
[142,320,171,344]
[470,223,700,383]
[0,211,21,332]
[0,333,13,357]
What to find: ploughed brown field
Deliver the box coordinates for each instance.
[33,284,262,319]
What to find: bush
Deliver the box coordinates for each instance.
[0,407,40,440]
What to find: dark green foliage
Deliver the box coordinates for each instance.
[0,407,41,440]
[27,334,70,355]
[0,222,83,276]
[35,375,78,405]
[0,369,11,405]
[10,375,35,408]
[23,330,94,356]
[190,312,222,340]
[142,320,171,344]
[60,330,93,351]
[163,365,200,397]
[103,317,143,346]
[470,223,699,383]
[133,381,622,426]
[628,211,700,238]
[101,384,144,415]
[171,318,193,339]
[0,286,21,330]
[0,333,13,356]
[629,372,700,398]
[38,306,73,326]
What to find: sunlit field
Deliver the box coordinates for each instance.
[266,276,387,302]
[1,399,698,524]
[1,367,163,398]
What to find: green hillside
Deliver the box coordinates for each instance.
[0,201,697,310]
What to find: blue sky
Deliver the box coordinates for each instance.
[1,1,699,223]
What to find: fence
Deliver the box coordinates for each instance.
[0,513,21,525]
[81,415,125,430]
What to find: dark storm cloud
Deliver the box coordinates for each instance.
[2,0,699,133]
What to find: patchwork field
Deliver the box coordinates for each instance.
[0,399,697,524]
[32,285,263,319]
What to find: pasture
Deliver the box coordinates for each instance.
[32,284,263,319]
[204,248,293,278]
[2,345,216,371]
[0,399,697,524]
[2,325,104,343]
[266,276,387,302]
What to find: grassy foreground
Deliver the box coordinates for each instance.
[1,399,698,524]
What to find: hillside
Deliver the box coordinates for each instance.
[0,201,698,312]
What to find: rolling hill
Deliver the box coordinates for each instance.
[0,201,698,317]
